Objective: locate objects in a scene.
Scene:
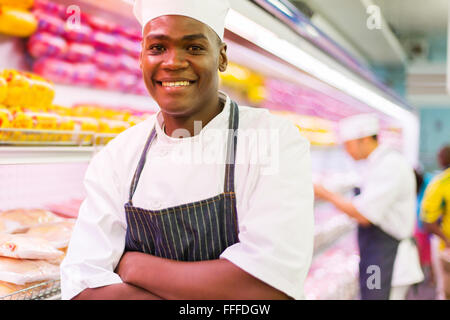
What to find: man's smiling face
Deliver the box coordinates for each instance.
[140,15,227,117]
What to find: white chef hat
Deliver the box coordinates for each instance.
[133,0,230,40]
[338,113,380,143]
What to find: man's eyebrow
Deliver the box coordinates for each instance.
[145,33,208,42]
[181,33,208,41]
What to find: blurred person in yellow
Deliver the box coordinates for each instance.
[314,113,424,300]
[421,145,450,300]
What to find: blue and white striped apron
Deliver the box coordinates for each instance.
[124,101,240,261]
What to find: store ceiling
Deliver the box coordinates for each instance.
[290,0,448,66]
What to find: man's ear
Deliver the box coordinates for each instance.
[218,43,228,72]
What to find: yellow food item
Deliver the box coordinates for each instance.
[0,0,34,10]
[2,70,54,110]
[58,116,75,142]
[2,70,30,107]
[0,6,37,37]
[26,112,60,141]
[0,106,11,141]
[8,110,33,141]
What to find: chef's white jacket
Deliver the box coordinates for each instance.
[353,145,424,286]
[60,93,314,300]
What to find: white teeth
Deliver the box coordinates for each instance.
[161,81,191,87]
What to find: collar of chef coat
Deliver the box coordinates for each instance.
[367,144,390,165]
[154,91,231,144]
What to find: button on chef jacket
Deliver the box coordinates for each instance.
[353,145,424,287]
[60,92,315,300]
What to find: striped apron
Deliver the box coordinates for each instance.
[124,101,240,261]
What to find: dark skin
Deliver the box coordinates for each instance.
[73,15,290,300]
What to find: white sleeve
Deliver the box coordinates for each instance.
[220,122,314,300]
[60,148,127,300]
[353,159,401,227]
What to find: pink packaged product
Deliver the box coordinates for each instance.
[118,35,141,58]
[110,72,139,92]
[33,0,67,19]
[91,31,119,54]
[91,52,120,72]
[63,23,93,43]
[132,78,148,96]
[33,58,74,85]
[28,32,68,58]
[93,70,112,89]
[33,10,66,35]
[65,42,95,63]
[86,15,119,34]
[69,63,98,86]
[120,27,143,42]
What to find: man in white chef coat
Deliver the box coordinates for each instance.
[60,0,314,300]
[314,113,423,300]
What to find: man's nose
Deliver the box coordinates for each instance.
[162,49,189,70]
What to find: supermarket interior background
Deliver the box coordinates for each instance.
[0,0,449,300]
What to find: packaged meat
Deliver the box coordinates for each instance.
[0,77,6,104]
[70,63,98,86]
[118,54,141,75]
[25,221,75,249]
[33,10,66,35]
[0,233,64,260]
[110,72,139,92]
[28,32,68,58]
[92,52,120,72]
[33,58,74,85]
[86,15,118,33]
[64,42,95,63]
[0,209,66,233]
[119,26,142,42]
[0,256,60,285]
[33,0,66,18]
[118,35,141,58]
[92,31,119,54]
[0,6,37,37]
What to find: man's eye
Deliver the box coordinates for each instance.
[188,45,204,52]
[148,45,165,53]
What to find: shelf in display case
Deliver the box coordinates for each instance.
[53,85,159,114]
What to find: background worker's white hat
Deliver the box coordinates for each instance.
[338,113,380,143]
[133,0,230,40]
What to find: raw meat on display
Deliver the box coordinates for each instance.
[25,221,75,249]
[0,233,64,260]
[0,256,60,285]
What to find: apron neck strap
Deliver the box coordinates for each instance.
[128,127,157,204]
[224,100,239,193]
